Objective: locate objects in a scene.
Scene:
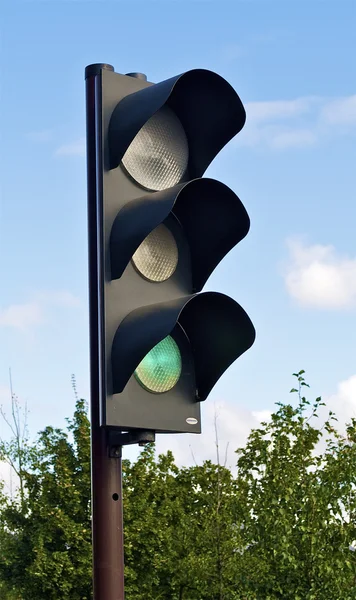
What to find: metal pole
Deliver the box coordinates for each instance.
[85,63,125,600]
[91,432,124,600]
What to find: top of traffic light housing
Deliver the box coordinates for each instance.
[108,68,246,177]
[85,64,255,434]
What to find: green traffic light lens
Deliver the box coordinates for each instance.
[134,335,182,393]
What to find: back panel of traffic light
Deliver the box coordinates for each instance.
[86,65,255,434]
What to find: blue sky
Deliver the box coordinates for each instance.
[1,0,356,468]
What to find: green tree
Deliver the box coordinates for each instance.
[172,460,244,600]
[0,377,30,509]
[0,480,21,599]
[235,371,356,599]
[0,398,92,600]
[122,435,243,600]
[123,444,193,600]
[1,371,355,599]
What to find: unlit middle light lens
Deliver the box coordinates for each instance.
[132,224,178,282]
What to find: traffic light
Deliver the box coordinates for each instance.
[86,64,255,435]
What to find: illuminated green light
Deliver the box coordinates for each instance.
[134,336,181,393]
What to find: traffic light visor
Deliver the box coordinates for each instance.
[108,68,246,179]
[111,292,255,400]
[110,178,250,290]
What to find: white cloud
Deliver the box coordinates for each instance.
[56,92,356,157]
[0,461,18,497]
[0,290,82,331]
[0,301,43,330]
[269,127,317,149]
[310,375,356,456]
[56,93,356,156]
[0,374,353,485]
[320,95,356,127]
[0,385,11,407]
[55,137,86,157]
[154,401,270,471]
[246,97,316,122]
[252,409,272,422]
[284,238,356,309]
[239,94,356,150]
[326,375,356,426]
[152,375,356,470]
[35,290,82,308]
[239,122,317,150]
[0,385,21,497]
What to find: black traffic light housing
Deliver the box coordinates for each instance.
[86,64,255,435]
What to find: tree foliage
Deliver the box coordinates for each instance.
[235,371,356,599]
[0,398,92,600]
[0,371,355,599]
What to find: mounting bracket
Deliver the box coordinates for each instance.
[108,429,156,455]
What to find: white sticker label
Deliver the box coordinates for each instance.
[186,417,198,425]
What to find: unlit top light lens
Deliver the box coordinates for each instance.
[121,105,189,191]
